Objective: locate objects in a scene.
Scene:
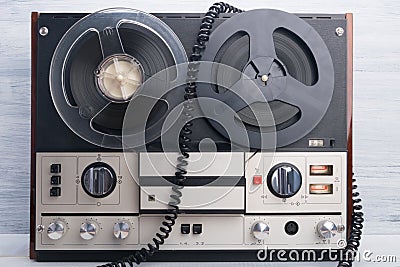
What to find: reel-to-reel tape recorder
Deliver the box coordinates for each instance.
[30,3,362,266]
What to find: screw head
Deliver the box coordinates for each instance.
[261,74,269,82]
[36,225,45,233]
[335,27,344,37]
[337,224,345,233]
[39,26,49,36]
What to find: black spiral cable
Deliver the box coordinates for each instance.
[99,3,362,267]
[337,177,364,267]
[98,3,243,267]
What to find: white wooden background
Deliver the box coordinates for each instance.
[0,0,399,241]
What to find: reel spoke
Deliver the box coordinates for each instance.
[248,25,278,60]
[98,26,125,58]
[276,75,320,113]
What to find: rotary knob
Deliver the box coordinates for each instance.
[251,221,270,240]
[317,220,338,239]
[81,162,117,198]
[80,221,98,240]
[113,221,130,240]
[47,221,66,240]
[267,163,302,198]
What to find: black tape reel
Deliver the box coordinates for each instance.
[50,8,187,149]
[199,9,334,149]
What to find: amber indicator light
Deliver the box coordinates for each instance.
[310,165,333,176]
[309,184,333,194]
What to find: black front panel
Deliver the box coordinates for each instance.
[35,13,347,153]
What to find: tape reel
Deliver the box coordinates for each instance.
[199,9,335,149]
[50,8,334,150]
[49,8,187,149]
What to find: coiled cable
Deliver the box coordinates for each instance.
[98,3,243,266]
[337,177,364,267]
[99,3,362,266]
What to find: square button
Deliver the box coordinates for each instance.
[253,175,263,185]
[50,175,61,185]
[181,224,190,234]
[50,164,61,173]
[50,187,61,197]
[193,224,202,234]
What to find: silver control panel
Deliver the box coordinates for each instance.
[35,152,347,251]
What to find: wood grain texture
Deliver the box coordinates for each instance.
[0,0,399,235]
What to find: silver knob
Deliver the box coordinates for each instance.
[317,220,338,239]
[47,221,65,240]
[251,221,270,240]
[268,163,302,198]
[80,221,98,240]
[113,221,130,240]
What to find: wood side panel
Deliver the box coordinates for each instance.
[30,11,38,260]
[346,13,354,235]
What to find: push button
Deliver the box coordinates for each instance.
[50,175,61,185]
[50,164,61,173]
[193,224,202,234]
[50,187,61,197]
[253,175,263,185]
[181,224,190,234]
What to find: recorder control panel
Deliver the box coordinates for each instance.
[35,152,347,251]
[37,215,346,250]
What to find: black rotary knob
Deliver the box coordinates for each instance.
[81,162,117,198]
[267,163,302,198]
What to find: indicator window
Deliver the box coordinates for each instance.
[310,165,333,176]
[309,139,324,147]
[309,184,333,194]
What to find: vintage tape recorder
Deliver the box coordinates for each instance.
[31,3,362,266]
